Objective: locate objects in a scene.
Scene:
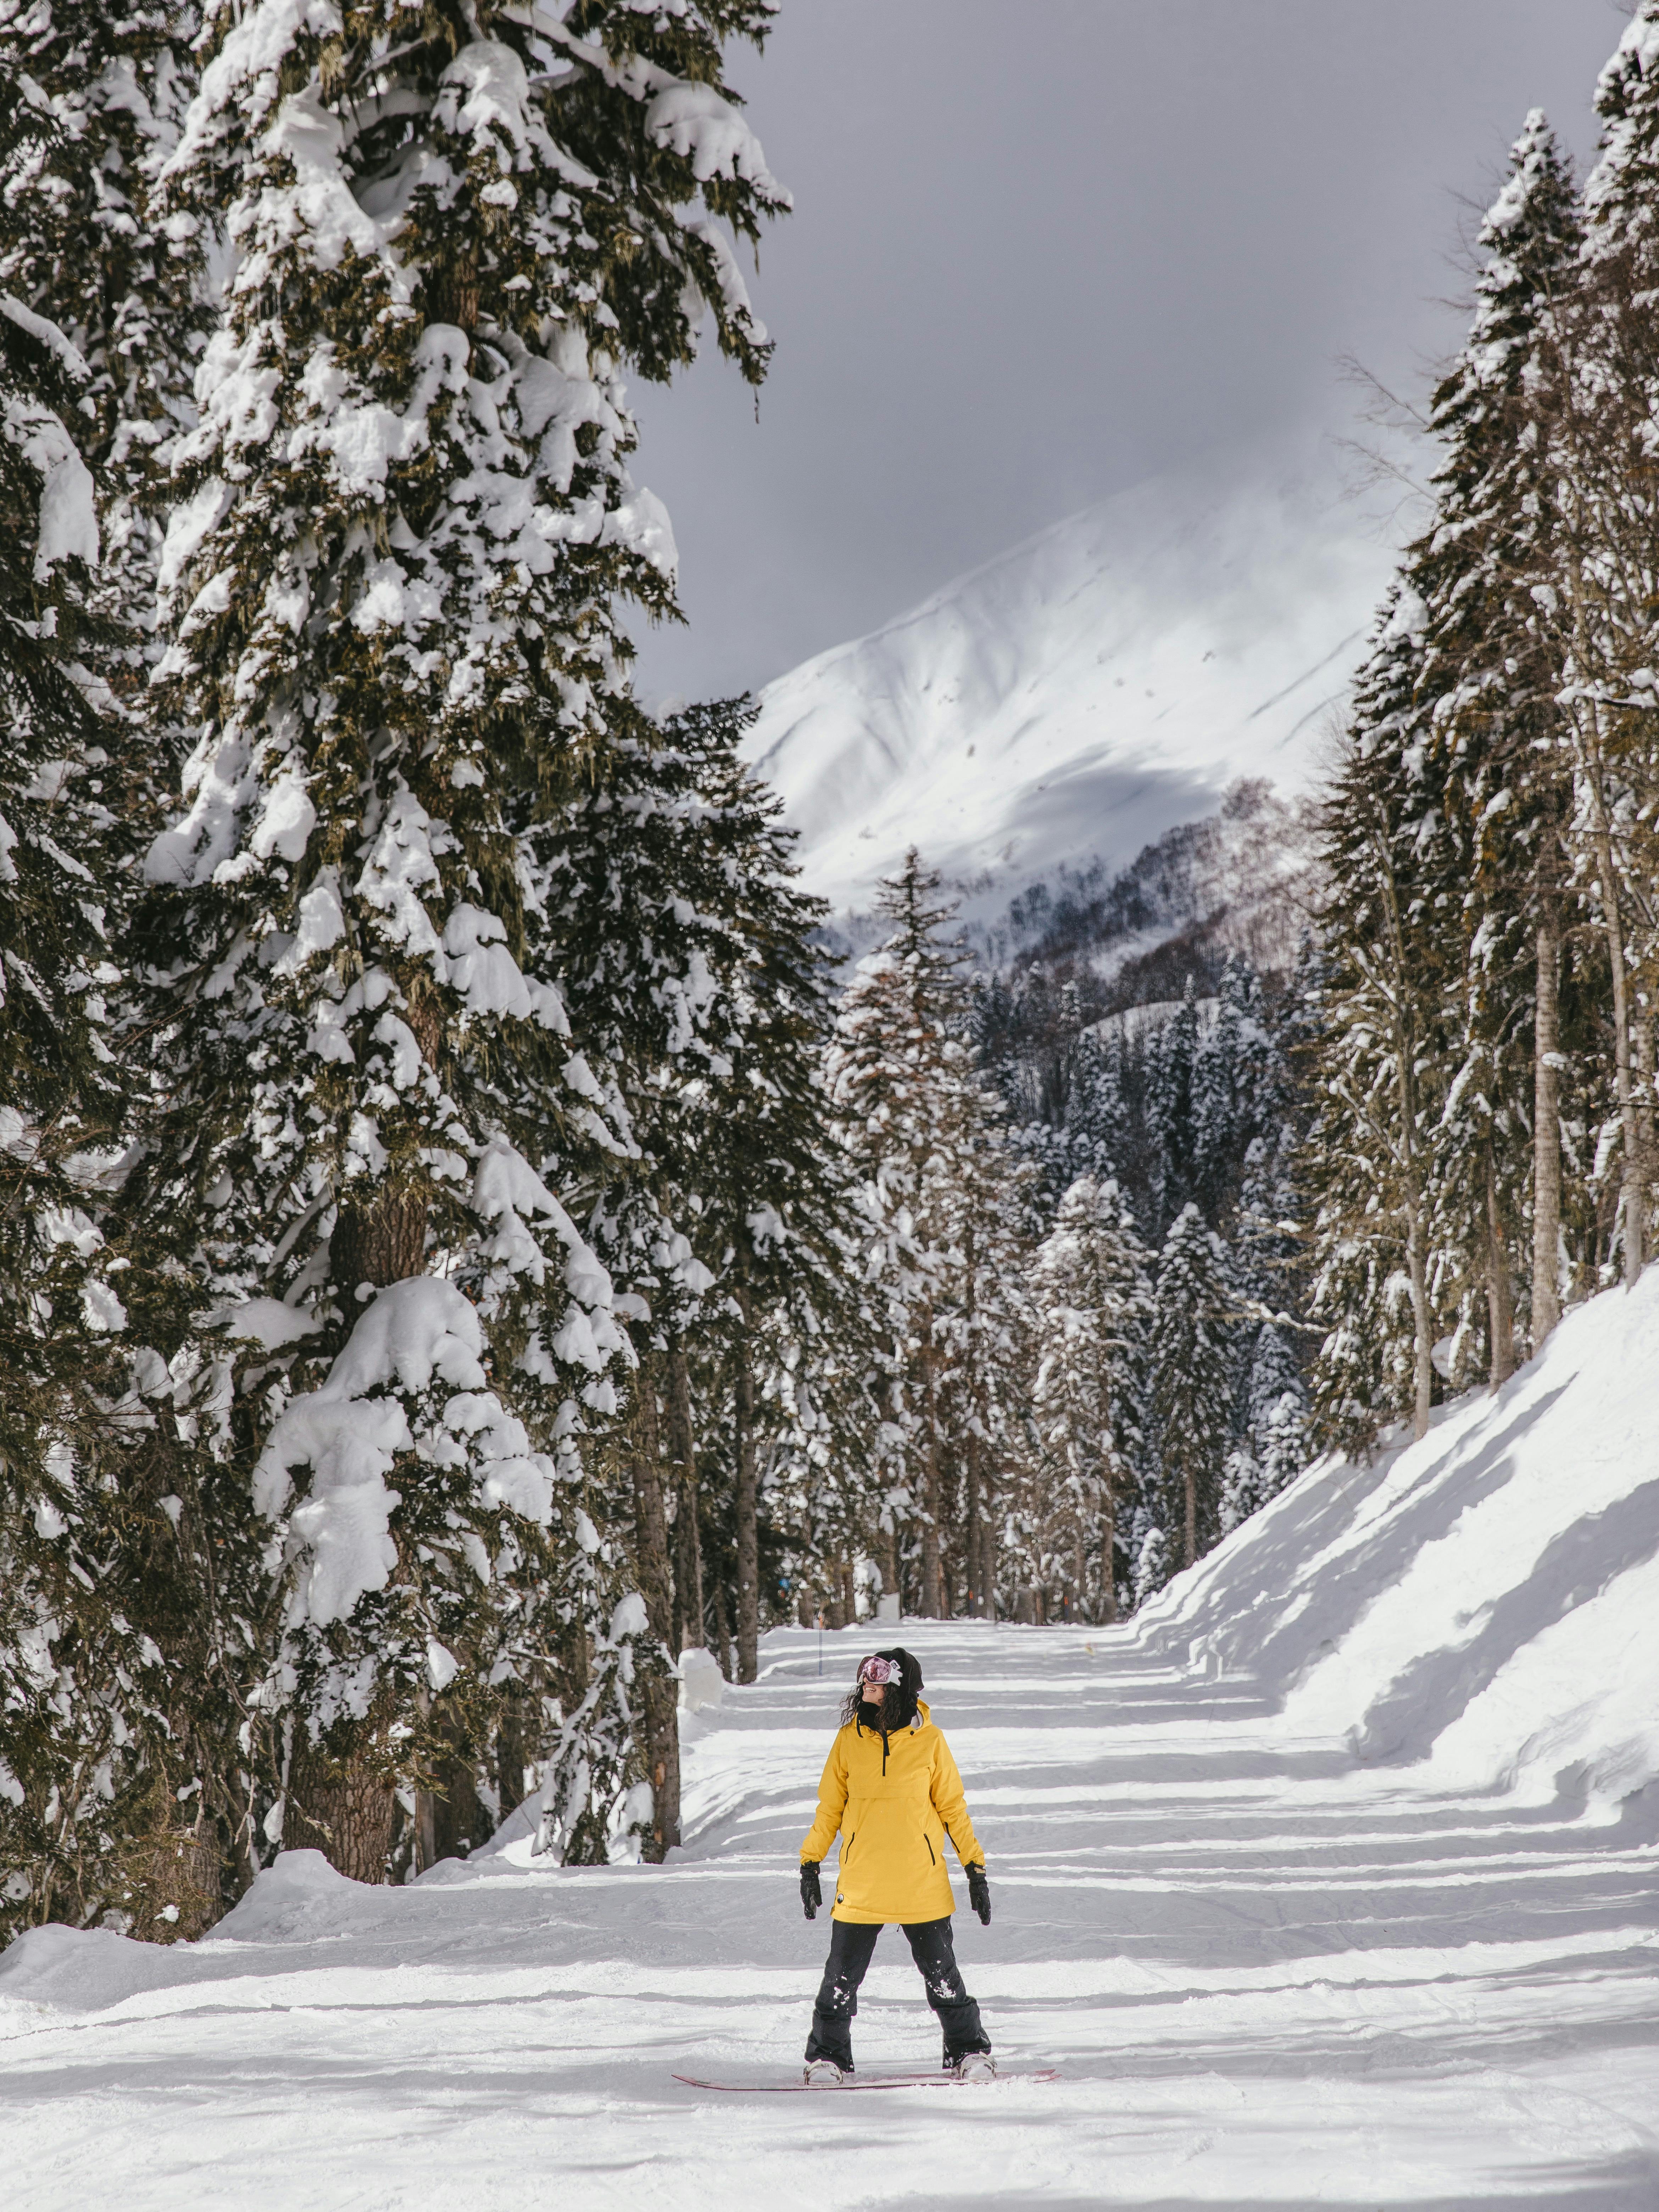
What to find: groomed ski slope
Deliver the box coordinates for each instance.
[4,1278,1659,2209]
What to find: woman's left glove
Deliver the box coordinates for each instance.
[967,1863,990,1925]
[800,1860,822,1920]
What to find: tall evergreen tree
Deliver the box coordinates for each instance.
[1062,1022,1130,1192]
[1538,5,1659,1292]
[1146,1202,1233,1577]
[1145,980,1202,1239]
[1410,112,1583,1382]
[120,0,787,1885]
[1220,1320,1308,1534]
[0,65,174,1939]
[829,851,1030,1618]
[553,694,865,1848]
[1307,588,1451,1448]
[1023,1175,1151,1621]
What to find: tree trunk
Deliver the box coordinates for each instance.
[1184,1463,1197,1571]
[1559,543,1644,1287]
[430,1754,488,1864]
[428,249,479,334]
[637,1671,681,1864]
[1098,1355,1118,1624]
[1371,812,1434,1438]
[1587,787,1645,1287]
[134,1807,224,1942]
[1404,1195,1433,1439]
[332,1189,427,1301]
[286,1732,396,1883]
[1485,1155,1515,1390]
[733,1280,760,1683]
[963,1426,983,1616]
[321,1159,433,1865]
[1636,997,1656,1236]
[628,1363,680,1860]
[668,1345,703,1649]
[1098,1482,1117,1626]
[413,1784,437,1873]
[710,1571,733,1680]
[495,1697,527,1824]
[977,1474,996,1620]
[920,1334,943,1617]
[1532,906,1563,1346]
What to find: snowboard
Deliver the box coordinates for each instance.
[672,2067,1057,2094]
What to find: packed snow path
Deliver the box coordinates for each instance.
[2,1614,1656,2208]
[9,1279,1659,2208]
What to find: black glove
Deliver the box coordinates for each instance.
[800,1860,822,1920]
[967,1862,990,1926]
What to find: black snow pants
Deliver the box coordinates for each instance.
[804,1916,991,2071]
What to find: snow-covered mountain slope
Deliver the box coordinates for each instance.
[743,445,1396,924]
[3,1278,1657,2208]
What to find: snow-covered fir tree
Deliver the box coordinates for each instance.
[1408,112,1583,1386]
[0,61,182,1940]
[1537,7,1659,1294]
[829,851,1032,1618]
[551,694,865,1843]
[1145,979,1202,1241]
[1307,586,1451,1449]
[1146,1201,1233,1580]
[1021,1175,1151,1620]
[1220,1320,1308,1534]
[118,0,787,1887]
[1063,1022,1131,1193]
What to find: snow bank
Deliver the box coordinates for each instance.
[679,1646,725,1713]
[1131,1269,1659,1813]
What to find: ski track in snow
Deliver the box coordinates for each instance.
[5,1286,1659,2207]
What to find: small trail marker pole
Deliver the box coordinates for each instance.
[817,1610,824,1676]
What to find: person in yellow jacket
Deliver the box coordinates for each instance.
[797,1647,995,2084]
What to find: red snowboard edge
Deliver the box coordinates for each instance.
[672,2067,1058,2093]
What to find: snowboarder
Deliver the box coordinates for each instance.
[797,1648,995,2084]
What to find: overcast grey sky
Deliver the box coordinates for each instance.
[629,1,1627,707]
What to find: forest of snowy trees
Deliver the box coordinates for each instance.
[6,0,1659,1948]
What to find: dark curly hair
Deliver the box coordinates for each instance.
[838,1647,924,1736]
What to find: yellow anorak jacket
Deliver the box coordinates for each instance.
[799,1699,984,1924]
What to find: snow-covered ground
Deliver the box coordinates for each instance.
[4,1275,1658,2208]
[742,442,1395,924]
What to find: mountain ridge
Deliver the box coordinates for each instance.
[741,442,1398,962]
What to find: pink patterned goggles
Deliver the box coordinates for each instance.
[858,1656,900,1686]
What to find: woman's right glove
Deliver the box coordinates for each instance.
[800,1860,822,1920]
[967,1862,991,1925]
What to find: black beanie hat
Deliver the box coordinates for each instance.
[872,1646,923,1728]
[875,1646,923,1692]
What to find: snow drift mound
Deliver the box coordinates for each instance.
[1133,1269,1659,1816]
[742,440,1393,922]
